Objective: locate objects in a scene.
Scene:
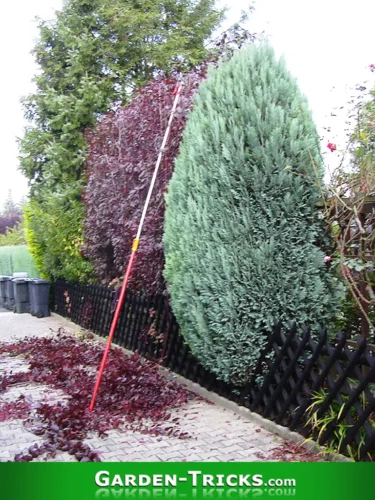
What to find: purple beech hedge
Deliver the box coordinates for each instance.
[83,71,206,293]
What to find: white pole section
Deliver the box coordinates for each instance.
[135,81,184,242]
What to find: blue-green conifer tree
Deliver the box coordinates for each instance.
[164,44,342,385]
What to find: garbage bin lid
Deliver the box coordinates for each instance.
[13,278,29,284]
[12,272,29,278]
[0,276,11,281]
[33,279,51,285]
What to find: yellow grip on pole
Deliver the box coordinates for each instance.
[132,238,140,251]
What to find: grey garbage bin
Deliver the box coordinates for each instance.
[29,279,51,318]
[5,278,15,311]
[13,279,30,314]
[0,276,10,307]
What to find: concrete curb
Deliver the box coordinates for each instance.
[51,313,352,462]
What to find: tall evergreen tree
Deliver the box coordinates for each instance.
[164,44,343,385]
[1,190,21,218]
[0,191,22,235]
[18,0,223,280]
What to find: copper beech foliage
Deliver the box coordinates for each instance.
[0,331,194,462]
[83,71,206,293]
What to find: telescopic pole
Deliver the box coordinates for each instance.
[89,81,184,411]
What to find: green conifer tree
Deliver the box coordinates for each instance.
[164,44,343,385]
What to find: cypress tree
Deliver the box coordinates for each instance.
[163,44,343,385]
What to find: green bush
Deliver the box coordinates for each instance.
[24,196,93,282]
[0,245,40,277]
[164,44,343,385]
[0,221,27,247]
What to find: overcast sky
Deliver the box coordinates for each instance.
[1,0,374,205]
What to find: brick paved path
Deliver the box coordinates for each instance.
[0,311,322,462]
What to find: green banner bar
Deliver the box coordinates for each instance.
[0,462,371,500]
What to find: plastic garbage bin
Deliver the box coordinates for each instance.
[5,278,15,311]
[0,276,10,307]
[29,279,51,318]
[13,278,30,314]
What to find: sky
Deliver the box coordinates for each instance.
[0,0,374,206]
[0,1,63,206]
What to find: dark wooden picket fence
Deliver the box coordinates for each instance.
[52,279,375,461]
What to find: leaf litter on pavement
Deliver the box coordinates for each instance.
[0,329,195,461]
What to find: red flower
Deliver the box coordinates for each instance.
[369,64,375,72]
[327,142,337,152]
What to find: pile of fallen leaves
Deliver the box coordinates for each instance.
[0,329,195,462]
[255,440,328,462]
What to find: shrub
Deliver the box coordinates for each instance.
[24,196,93,282]
[83,72,205,293]
[24,203,49,279]
[321,74,375,337]
[164,44,343,385]
[0,221,26,247]
[0,215,21,235]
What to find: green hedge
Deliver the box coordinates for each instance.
[0,245,40,277]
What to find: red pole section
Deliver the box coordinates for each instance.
[89,81,184,411]
[89,247,137,411]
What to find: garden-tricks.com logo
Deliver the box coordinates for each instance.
[95,470,297,498]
